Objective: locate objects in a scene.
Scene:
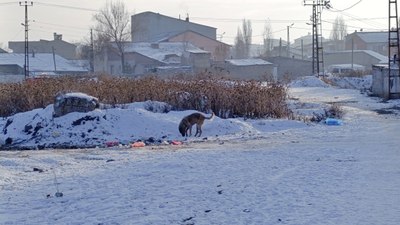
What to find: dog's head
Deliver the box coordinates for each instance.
[178,122,186,137]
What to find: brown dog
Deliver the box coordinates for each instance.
[178,112,214,137]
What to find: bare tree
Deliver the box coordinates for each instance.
[263,20,274,57]
[234,28,246,58]
[94,0,131,74]
[330,16,347,42]
[234,19,252,58]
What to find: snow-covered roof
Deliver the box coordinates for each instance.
[123,42,209,64]
[354,32,387,43]
[226,58,273,66]
[0,53,88,73]
[328,64,365,70]
[326,50,388,64]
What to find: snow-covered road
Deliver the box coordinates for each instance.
[1,86,400,225]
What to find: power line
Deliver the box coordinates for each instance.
[191,17,309,24]
[34,20,89,31]
[0,2,15,6]
[339,11,385,29]
[329,0,363,12]
[35,1,98,12]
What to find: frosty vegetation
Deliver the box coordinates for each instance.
[0,73,289,119]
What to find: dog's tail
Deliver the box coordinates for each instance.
[205,112,215,120]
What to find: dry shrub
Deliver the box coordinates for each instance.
[326,103,344,119]
[0,73,290,119]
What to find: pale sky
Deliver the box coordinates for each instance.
[0,0,388,49]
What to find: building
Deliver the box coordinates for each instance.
[94,42,211,76]
[160,30,230,62]
[292,34,329,60]
[132,12,216,42]
[0,53,88,83]
[265,57,312,81]
[131,12,229,62]
[324,50,387,70]
[8,33,78,60]
[223,59,276,81]
[345,31,388,56]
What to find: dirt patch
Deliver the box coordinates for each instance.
[374,106,400,115]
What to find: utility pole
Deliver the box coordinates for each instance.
[388,0,400,98]
[52,46,57,72]
[287,23,294,58]
[90,29,94,73]
[19,1,33,79]
[303,0,330,76]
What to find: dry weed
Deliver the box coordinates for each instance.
[0,73,290,119]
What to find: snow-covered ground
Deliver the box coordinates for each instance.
[1,76,400,224]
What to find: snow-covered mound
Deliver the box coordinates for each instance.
[289,76,330,88]
[0,102,308,150]
[325,75,372,90]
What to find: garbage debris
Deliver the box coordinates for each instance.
[325,118,342,126]
[131,141,146,148]
[171,140,182,145]
[105,141,119,147]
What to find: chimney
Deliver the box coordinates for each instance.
[53,32,63,40]
[185,13,189,22]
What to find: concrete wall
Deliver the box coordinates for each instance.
[372,65,400,99]
[265,57,312,81]
[0,65,23,75]
[225,64,276,81]
[0,74,24,83]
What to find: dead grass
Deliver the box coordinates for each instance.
[0,73,290,119]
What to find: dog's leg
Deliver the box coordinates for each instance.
[188,125,193,136]
[195,124,202,137]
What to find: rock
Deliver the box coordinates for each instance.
[144,100,172,113]
[5,137,12,145]
[53,92,99,117]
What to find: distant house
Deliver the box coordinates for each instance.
[94,42,211,76]
[8,33,78,60]
[223,59,276,81]
[131,12,230,61]
[324,50,388,70]
[0,53,89,83]
[292,33,329,59]
[160,30,230,62]
[132,11,216,42]
[265,57,312,81]
[345,31,388,56]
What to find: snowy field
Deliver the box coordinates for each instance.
[1,76,400,225]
